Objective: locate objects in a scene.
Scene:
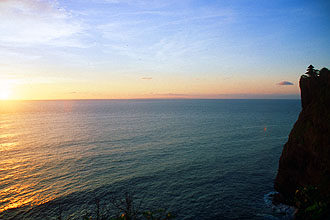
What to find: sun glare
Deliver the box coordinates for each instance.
[0,87,11,100]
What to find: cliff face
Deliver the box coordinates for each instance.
[274,67,330,202]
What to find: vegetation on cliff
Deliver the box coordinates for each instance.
[294,185,330,220]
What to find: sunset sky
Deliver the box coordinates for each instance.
[0,0,329,100]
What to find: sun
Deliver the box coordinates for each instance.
[0,87,11,100]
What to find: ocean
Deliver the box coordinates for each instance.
[0,99,300,220]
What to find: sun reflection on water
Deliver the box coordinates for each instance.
[0,116,47,213]
[0,133,16,139]
[0,142,19,152]
[0,185,56,212]
[0,102,80,215]
[0,151,57,212]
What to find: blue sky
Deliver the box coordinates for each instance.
[0,0,329,99]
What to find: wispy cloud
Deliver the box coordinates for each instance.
[216,93,299,99]
[95,2,235,64]
[277,81,294,86]
[100,0,177,9]
[0,0,85,47]
[0,74,82,85]
[156,93,186,96]
[141,77,152,80]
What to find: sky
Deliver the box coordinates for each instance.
[0,0,329,100]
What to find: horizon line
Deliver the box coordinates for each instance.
[0,97,301,102]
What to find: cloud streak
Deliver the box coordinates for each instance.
[95,2,235,64]
[0,0,84,47]
[277,81,294,86]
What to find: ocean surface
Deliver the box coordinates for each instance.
[0,99,301,220]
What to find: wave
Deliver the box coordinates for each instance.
[264,192,296,220]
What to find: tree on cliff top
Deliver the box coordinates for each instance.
[305,65,318,77]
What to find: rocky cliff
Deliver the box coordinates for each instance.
[274,67,330,203]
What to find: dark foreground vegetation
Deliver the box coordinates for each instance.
[51,193,174,220]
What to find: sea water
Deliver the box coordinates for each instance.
[0,99,300,219]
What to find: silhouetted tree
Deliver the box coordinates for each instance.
[306,65,318,77]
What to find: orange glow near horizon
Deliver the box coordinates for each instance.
[0,76,300,100]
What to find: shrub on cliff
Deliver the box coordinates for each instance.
[294,185,330,220]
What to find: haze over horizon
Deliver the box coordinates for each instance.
[0,0,329,100]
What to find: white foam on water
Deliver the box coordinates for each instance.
[264,192,296,220]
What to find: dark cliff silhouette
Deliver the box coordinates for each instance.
[274,66,330,218]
